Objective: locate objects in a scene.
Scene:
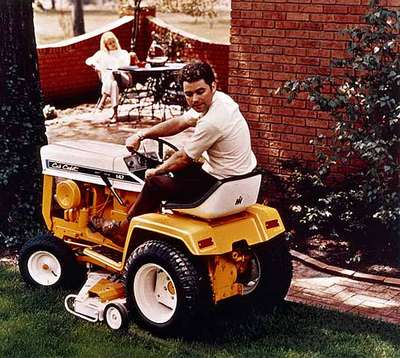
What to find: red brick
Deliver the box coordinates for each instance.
[275,4,299,12]
[248,122,270,131]
[276,21,301,30]
[261,132,281,140]
[240,10,263,19]
[232,2,252,10]
[263,29,286,37]
[271,123,294,133]
[297,39,321,48]
[283,64,308,74]
[286,30,310,38]
[279,149,303,159]
[273,55,297,64]
[281,133,304,143]
[287,12,310,21]
[297,57,320,66]
[257,147,280,157]
[283,117,306,126]
[270,141,291,150]
[263,11,286,21]
[260,114,282,123]
[333,14,363,23]
[298,4,323,12]
[272,107,295,116]
[252,20,275,28]
[323,5,349,14]
[251,37,274,46]
[306,118,329,128]
[260,97,283,106]
[240,28,263,37]
[284,48,307,57]
[252,3,275,11]
[292,143,314,152]
[299,22,324,31]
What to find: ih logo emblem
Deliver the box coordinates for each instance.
[235,196,243,205]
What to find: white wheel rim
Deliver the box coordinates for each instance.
[133,263,177,324]
[27,251,62,286]
[242,253,261,295]
[106,306,123,330]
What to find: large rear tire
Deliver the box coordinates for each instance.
[19,234,83,289]
[124,240,206,335]
[243,235,293,306]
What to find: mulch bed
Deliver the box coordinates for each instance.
[292,234,400,279]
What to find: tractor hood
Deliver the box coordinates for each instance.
[41,140,144,191]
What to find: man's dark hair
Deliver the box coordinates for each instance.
[180,62,216,88]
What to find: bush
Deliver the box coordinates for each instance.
[278,1,400,243]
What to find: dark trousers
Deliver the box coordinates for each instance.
[128,164,218,217]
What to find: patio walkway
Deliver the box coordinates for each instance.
[288,259,400,325]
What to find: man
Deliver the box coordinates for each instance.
[90,61,257,237]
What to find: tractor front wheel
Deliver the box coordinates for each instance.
[124,240,205,335]
[19,234,83,289]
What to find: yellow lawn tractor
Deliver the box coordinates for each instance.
[18,139,292,334]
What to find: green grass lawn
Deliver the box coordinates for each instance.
[1,264,400,357]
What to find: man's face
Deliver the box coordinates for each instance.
[183,79,216,114]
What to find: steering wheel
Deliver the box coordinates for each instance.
[134,138,179,167]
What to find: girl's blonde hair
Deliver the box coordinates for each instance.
[100,31,121,52]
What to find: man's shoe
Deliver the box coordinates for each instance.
[88,216,121,238]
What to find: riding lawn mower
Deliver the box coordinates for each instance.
[18,138,292,334]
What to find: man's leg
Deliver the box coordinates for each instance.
[120,166,218,233]
[91,166,218,238]
[127,174,178,218]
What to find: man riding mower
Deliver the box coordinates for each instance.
[18,62,292,335]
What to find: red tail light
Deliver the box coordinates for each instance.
[265,219,279,229]
[198,237,214,249]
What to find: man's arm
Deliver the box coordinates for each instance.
[125,116,194,152]
[145,149,192,179]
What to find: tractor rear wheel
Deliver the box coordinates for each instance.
[242,235,293,306]
[19,234,83,289]
[124,240,206,335]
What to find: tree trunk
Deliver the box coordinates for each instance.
[72,0,85,36]
[0,0,47,247]
[51,0,55,10]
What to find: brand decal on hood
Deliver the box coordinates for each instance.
[46,160,141,184]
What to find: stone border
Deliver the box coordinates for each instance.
[290,249,400,288]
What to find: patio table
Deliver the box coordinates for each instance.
[118,62,187,120]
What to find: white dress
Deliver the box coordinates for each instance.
[86,50,131,106]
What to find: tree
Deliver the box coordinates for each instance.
[279,0,399,241]
[72,0,85,36]
[0,0,47,247]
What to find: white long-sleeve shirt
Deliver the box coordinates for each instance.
[85,49,130,72]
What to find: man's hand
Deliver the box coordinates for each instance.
[145,168,158,180]
[125,132,143,152]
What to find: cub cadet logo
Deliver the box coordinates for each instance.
[50,161,79,172]
[235,196,243,205]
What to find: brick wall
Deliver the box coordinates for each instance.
[229,0,400,173]
[147,17,230,91]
